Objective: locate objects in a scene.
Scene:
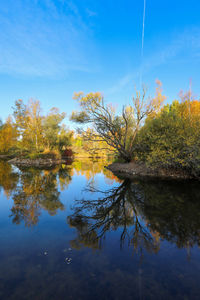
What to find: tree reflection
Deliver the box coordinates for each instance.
[71,158,121,183]
[137,180,200,250]
[68,178,200,254]
[10,165,72,226]
[68,179,160,253]
[0,161,19,199]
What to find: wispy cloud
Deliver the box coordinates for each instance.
[105,74,137,95]
[106,28,200,95]
[0,0,96,77]
[85,8,97,17]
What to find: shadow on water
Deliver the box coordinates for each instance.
[68,178,200,255]
[1,160,200,299]
[1,159,200,252]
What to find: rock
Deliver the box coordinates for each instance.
[8,157,68,167]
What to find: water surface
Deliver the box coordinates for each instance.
[0,159,200,299]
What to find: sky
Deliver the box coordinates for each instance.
[0,0,200,124]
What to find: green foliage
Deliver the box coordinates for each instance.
[26,150,62,160]
[113,156,126,163]
[135,99,200,177]
[43,108,66,150]
[57,126,73,151]
[26,153,42,159]
[70,111,89,123]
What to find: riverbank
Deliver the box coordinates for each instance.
[106,162,195,180]
[4,156,196,180]
[0,154,15,160]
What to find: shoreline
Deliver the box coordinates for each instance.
[3,156,197,181]
[0,154,15,160]
[7,157,73,167]
[6,155,107,167]
[105,162,196,181]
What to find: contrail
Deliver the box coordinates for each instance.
[140,0,146,87]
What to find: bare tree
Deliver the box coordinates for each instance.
[70,81,165,162]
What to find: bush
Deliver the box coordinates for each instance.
[26,149,62,160]
[135,100,200,178]
[62,148,74,158]
[42,149,61,159]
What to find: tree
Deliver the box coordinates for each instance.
[0,119,3,130]
[70,80,165,162]
[43,107,66,150]
[57,125,74,152]
[0,117,18,153]
[26,99,43,151]
[12,99,27,152]
[12,100,72,154]
[12,99,43,152]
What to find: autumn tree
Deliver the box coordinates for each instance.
[0,117,18,153]
[12,99,72,154]
[135,95,200,177]
[26,100,43,151]
[70,80,165,162]
[12,99,43,152]
[12,99,27,152]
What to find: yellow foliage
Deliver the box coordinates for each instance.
[0,117,17,153]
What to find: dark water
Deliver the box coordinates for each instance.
[0,159,200,300]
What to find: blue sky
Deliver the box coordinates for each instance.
[0,0,200,124]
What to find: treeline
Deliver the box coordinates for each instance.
[0,99,112,159]
[1,83,200,177]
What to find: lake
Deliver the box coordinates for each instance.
[0,159,200,300]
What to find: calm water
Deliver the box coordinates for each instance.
[0,159,200,300]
